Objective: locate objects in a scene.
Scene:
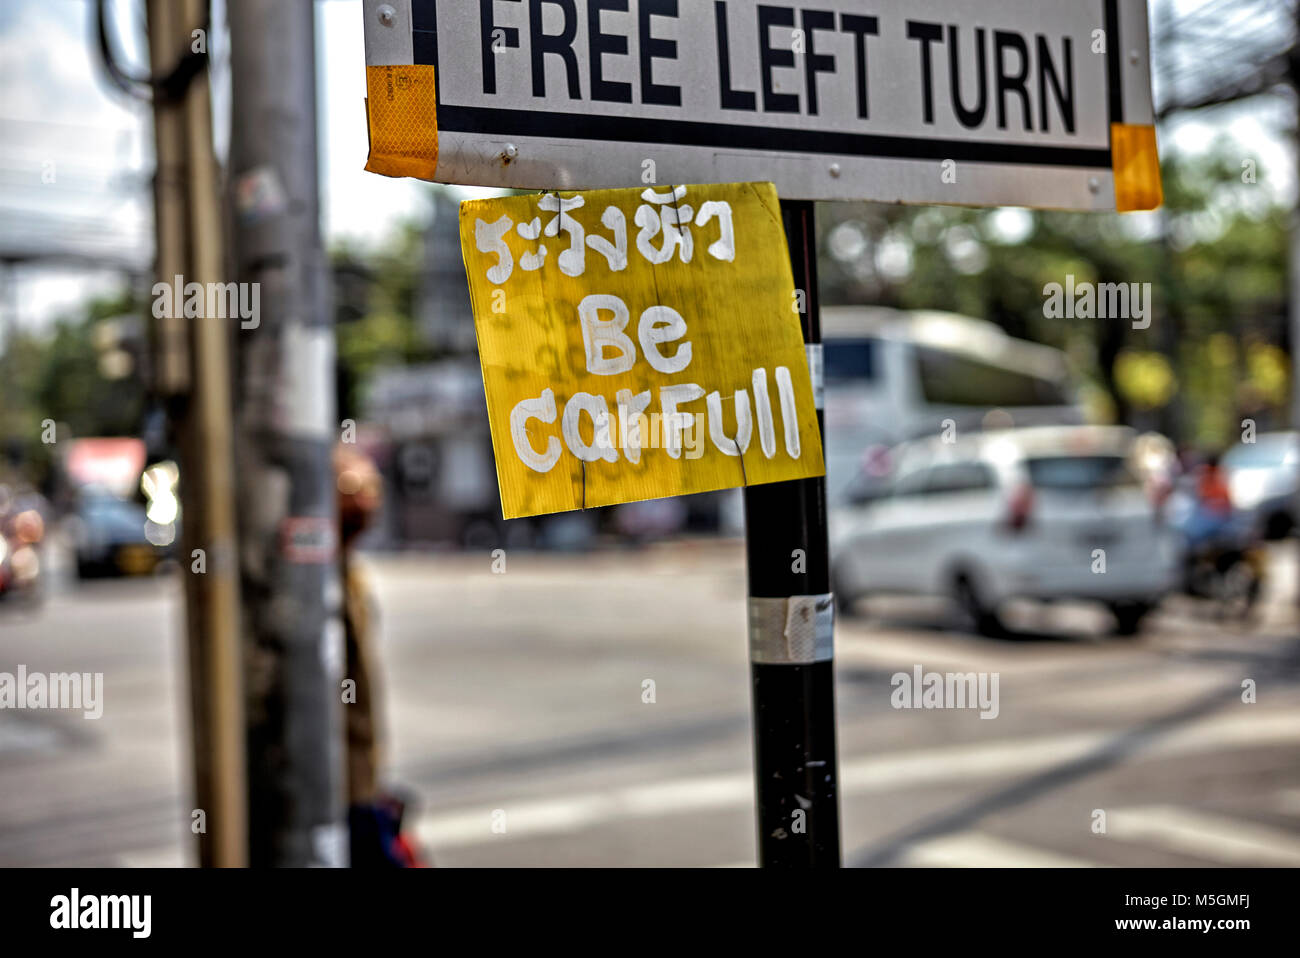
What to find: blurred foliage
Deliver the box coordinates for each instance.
[333,219,436,419]
[814,137,1290,449]
[0,290,146,490]
[1115,350,1178,410]
[0,145,1291,490]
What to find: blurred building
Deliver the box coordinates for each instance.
[362,359,499,548]
[416,192,477,355]
[362,191,739,550]
[356,192,497,548]
[361,193,595,549]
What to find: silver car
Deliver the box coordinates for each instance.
[1222,431,1298,540]
[830,426,1181,636]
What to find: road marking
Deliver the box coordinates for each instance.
[899,832,1102,868]
[1275,788,1300,815]
[117,845,190,868]
[0,717,66,755]
[1107,805,1300,866]
[416,709,1300,851]
[416,775,752,849]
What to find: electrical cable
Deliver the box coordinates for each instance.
[94,0,211,104]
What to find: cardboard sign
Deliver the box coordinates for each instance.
[459,181,823,519]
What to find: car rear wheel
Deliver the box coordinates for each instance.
[1264,510,1293,540]
[1109,601,1151,636]
[952,573,1003,637]
[1214,557,1260,623]
[831,563,859,617]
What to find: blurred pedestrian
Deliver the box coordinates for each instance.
[335,443,424,867]
[1185,452,1235,549]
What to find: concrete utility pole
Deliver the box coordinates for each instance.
[1155,0,1184,444]
[1291,1,1300,610]
[145,0,247,868]
[227,0,347,866]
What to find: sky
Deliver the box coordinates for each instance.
[0,0,1294,333]
[0,0,434,333]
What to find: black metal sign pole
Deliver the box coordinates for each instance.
[742,200,841,867]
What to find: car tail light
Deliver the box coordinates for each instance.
[1005,482,1034,533]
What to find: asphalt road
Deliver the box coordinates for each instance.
[2,539,1298,867]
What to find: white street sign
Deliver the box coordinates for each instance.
[363,0,1160,211]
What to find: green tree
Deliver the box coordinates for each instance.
[1,288,146,488]
[815,142,1288,446]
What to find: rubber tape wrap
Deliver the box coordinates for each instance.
[748,594,834,664]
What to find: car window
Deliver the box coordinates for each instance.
[915,346,1069,407]
[1026,456,1138,490]
[843,470,893,506]
[927,462,995,494]
[892,467,933,497]
[823,338,878,383]
[82,498,148,537]
[1222,436,1298,468]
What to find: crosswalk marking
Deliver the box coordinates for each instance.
[416,709,1300,851]
[898,832,1102,868]
[1106,805,1300,866]
[117,845,190,868]
[0,718,66,755]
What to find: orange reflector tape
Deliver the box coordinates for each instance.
[1110,123,1163,212]
[364,65,438,181]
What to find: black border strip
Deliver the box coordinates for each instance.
[1104,0,1124,124]
[414,0,1110,171]
[435,105,1112,168]
[411,0,435,34]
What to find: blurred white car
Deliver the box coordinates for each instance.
[1222,430,1298,540]
[830,426,1181,636]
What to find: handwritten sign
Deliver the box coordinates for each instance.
[459,181,824,519]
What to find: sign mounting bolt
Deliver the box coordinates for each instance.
[1088,176,1101,194]
[502,143,519,163]
[377,4,396,27]
[829,163,842,178]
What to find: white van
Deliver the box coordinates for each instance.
[822,307,1085,502]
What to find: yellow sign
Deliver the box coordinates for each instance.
[460,182,823,520]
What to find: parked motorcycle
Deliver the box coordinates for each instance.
[1181,538,1265,623]
[1164,463,1266,624]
